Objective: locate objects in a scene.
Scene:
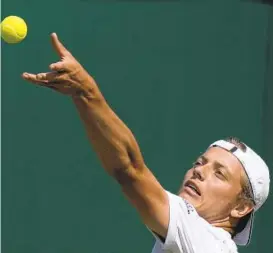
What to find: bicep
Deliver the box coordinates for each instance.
[114,165,169,238]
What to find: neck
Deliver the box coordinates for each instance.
[211,219,236,236]
[213,222,234,233]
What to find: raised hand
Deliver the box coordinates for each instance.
[22,33,95,98]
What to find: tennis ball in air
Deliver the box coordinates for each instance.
[1,16,28,44]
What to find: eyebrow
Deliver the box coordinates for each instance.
[199,155,208,163]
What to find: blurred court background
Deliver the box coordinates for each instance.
[2,1,273,253]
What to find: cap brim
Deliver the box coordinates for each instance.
[233,212,254,246]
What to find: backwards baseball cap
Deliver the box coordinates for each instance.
[209,140,270,246]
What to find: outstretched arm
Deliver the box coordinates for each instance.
[72,91,169,237]
[22,33,169,238]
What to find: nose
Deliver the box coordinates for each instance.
[193,166,205,181]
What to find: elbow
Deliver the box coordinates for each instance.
[110,152,143,186]
[104,136,145,185]
[111,155,146,187]
[112,165,140,186]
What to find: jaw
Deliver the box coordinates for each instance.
[178,186,238,229]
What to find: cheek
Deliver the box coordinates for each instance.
[202,182,240,218]
[205,180,239,202]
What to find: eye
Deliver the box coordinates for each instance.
[193,160,202,168]
[215,170,226,180]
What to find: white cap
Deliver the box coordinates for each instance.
[209,140,270,246]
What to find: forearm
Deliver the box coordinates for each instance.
[72,84,144,177]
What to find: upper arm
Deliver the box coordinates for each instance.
[113,164,170,238]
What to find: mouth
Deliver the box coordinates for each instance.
[184,180,201,196]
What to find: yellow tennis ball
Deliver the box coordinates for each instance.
[1,16,28,44]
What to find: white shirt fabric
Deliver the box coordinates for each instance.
[150,191,238,253]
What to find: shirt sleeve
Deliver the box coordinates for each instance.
[149,191,202,253]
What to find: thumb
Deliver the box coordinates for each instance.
[51,33,70,58]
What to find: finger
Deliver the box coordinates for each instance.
[22,72,61,84]
[22,72,48,85]
[22,73,62,93]
[51,33,70,58]
[38,72,62,81]
[47,84,60,91]
[49,61,67,72]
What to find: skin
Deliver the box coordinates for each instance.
[22,33,253,240]
[178,147,253,233]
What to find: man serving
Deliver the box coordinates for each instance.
[22,34,270,253]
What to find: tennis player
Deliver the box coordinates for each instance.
[22,33,270,253]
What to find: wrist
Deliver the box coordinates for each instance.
[72,75,103,102]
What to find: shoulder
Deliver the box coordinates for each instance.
[202,223,239,253]
[158,191,238,253]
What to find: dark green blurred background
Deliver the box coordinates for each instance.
[2,1,273,253]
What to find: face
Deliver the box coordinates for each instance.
[179,147,246,223]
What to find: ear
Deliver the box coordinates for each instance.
[231,200,254,219]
